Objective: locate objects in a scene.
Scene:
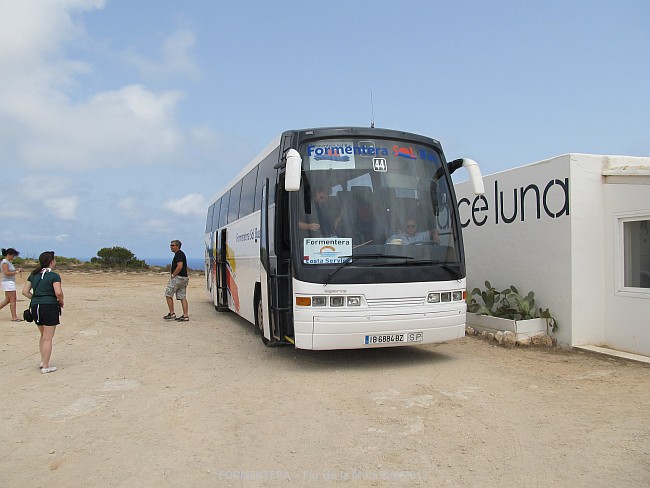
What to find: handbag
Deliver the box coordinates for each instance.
[23,274,43,323]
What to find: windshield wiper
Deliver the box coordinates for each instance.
[407,260,464,279]
[324,254,413,284]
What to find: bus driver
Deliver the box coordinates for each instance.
[386,217,440,245]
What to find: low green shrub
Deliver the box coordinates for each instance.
[467,281,558,332]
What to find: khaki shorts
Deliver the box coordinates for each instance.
[165,275,189,300]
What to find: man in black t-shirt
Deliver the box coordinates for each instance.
[164,240,190,322]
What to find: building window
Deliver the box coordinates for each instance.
[621,218,650,290]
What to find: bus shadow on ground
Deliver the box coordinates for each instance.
[270,342,456,372]
[215,307,457,371]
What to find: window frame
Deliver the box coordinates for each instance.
[615,211,650,298]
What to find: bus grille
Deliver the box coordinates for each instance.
[365,297,425,309]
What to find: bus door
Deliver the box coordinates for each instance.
[273,173,294,339]
[259,180,274,344]
[260,175,293,345]
[215,228,229,311]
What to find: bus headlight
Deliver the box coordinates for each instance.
[300,295,365,307]
[427,293,441,303]
[427,290,465,304]
[347,296,361,306]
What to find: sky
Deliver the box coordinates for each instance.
[1,0,648,261]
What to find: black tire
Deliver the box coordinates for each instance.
[255,296,271,346]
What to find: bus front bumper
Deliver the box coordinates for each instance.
[293,308,465,350]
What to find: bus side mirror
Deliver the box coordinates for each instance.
[462,158,485,195]
[448,158,485,195]
[284,149,302,192]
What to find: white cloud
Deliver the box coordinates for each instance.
[0,1,188,170]
[44,197,79,220]
[0,0,217,260]
[118,197,136,211]
[127,29,200,79]
[164,193,207,217]
[191,125,219,144]
[0,0,103,77]
[163,30,200,77]
[5,84,185,169]
[143,219,171,234]
[117,196,137,217]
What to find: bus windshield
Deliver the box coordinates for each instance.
[296,138,460,267]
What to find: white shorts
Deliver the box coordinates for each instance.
[1,281,16,292]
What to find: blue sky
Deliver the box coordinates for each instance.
[1,0,648,260]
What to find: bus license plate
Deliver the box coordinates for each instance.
[364,332,423,345]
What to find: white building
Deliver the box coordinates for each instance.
[456,154,650,357]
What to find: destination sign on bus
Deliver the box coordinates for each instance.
[303,238,353,264]
[307,140,439,171]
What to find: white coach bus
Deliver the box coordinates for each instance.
[205,127,484,349]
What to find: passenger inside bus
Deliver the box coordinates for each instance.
[385,217,440,245]
[334,185,383,244]
[298,185,342,237]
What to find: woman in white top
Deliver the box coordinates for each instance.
[1,248,23,321]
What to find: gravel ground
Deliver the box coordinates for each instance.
[1,272,648,487]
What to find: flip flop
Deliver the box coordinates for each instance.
[11,319,23,322]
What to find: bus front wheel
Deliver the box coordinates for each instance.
[255,296,272,346]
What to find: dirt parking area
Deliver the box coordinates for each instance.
[1,272,648,487]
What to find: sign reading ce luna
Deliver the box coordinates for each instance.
[458,177,570,228]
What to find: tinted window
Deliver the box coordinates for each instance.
[219,191,230,227]
[239,167,258,218]
[256,148,279,210]
[212,199,222,230]
[228,180,242,223]
[206,203,214,233]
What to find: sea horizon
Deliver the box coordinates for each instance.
[76,257,205,270]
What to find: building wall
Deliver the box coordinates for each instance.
[603,164,650,356]
[456,153,650,355]
[456,155,573,346]
[566,155,607,347]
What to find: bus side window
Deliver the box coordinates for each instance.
[228,180,243,223]
[219,191,231,228]
[206,203,214,233]
[212,199,222,230]
[240,167,259,218]
[256,148,279,210]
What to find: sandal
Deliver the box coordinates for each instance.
[163,313,176,320]
[175,316,189,322]
[11,318,23,322]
